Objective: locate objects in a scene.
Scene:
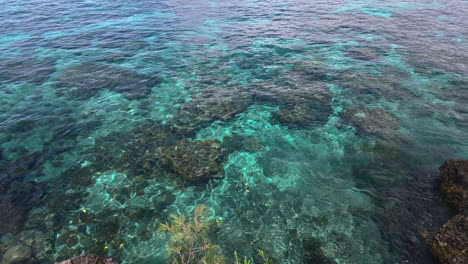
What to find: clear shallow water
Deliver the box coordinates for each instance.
[0,0,467,263]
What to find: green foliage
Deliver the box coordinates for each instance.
[158,204,274,264]
[157,205,225,264]
[234,250,273,264]
[234,251,251,264]
[257,250,274,264]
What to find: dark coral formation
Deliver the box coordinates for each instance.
[301,236,336,264]
[337,70,413,101]
[0,56,55,84]
[339,106,400,136]
[55,254,118,264]
[253,83,333,128]
[430,159,468,264]
[162,139,225,182]
[0,152,45,236]
[77,121,183,179]
[53,63,163,100]
[170,87,252,132]
[272,102,332,128]
[344,46,382,61]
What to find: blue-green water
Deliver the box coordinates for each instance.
[0,0,467,263]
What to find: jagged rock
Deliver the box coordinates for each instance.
[55,254,117,264]
[430,214,468,264]
[0,244,32,264]
[162,139,224,182]
[440,159,468,213]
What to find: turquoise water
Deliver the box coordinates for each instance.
[0,0,467,263]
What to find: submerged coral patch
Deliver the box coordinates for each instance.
[53,63,163,100]
[162,139,225,182]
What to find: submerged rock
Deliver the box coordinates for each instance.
[430,214,468,264]
[55,254,117,264]
[440,159,468,213]
[162,139,224,182]
[0,244,33,264]
[301,236,336,264]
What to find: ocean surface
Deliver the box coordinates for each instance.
[0,0,467,263]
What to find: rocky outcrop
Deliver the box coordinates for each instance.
[55,254,117,264]
[440,159,468,213]
[430,215,468,264]
[431,159,468,264]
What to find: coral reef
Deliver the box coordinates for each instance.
[301,236,336,264]
[0,56,55,84]
[339,106,400,137]
[162,139,225,182]
[337,70,413,101]
[272,102,332,128]
[222,133,265,154]
[53,63,163,100]
[252,83,333,128]
[170,86,253,132]
[55,254,118,264]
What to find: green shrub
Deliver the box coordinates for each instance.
[158,204,274,264]
[157,204,225,264]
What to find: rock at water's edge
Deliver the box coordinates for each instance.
[440,158,468,213]
[431,158,468,264]
[55,254,117,264]
[430,214,468,264]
